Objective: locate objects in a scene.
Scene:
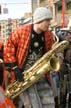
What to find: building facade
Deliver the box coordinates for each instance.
[47,0,71,26]
[0,18,24,43]
[0,0,71,43]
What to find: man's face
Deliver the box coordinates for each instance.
[39,19,51,32]
[66,26,71,42]
[69,26,71,31]
[66,33,71,42]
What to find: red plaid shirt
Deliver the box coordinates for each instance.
[4,24,54,69]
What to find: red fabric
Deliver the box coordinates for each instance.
[0,99,16,108]
[45,72,51,83]
[10,71,15,82]
[4,24,32,68]
[0,86,16,108]
[0,42,2,49]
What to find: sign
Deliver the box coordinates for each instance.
[3,7,8,14]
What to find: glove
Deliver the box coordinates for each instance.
[14,67,23,81]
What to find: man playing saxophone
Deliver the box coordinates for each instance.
[4,7,56,108]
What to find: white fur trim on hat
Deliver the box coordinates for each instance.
[33,7,53,24]
[0,59,3,63]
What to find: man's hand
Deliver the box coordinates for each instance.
[14,67,23,81]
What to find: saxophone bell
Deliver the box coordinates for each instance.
[50,55,60,71]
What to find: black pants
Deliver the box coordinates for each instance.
[68,94,71,108]
[0,68,3,86]
[60,89,67,108]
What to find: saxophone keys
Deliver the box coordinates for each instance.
[22,81,28,86]
[15,88,20,93]
[29,76,35,81]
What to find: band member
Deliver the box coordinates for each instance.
[0,42,3,86]
[4,7,56,108]
[58,24,71,108]
[64,25,71,108]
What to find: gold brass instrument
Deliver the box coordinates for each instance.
[4,35,69,100]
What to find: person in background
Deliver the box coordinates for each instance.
[64,25,71,108]
[0,42,16,108]
[4,7,56,108]
[57,24,71,108]
[0,42,4,86]
[0,42,7,90]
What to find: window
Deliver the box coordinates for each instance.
[66,2,71,10]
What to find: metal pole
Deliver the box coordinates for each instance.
[37,0,40,7]
[31,0,33,23]
[62,0,65,27]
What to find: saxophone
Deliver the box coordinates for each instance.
[4,35,69,100]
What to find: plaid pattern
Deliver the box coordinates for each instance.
[4,24,54,69]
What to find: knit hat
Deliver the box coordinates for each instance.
[33,7,53,24]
